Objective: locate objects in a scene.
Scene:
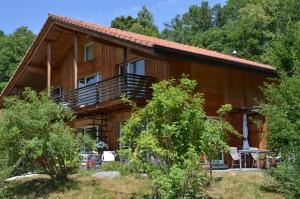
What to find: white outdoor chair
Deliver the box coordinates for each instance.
[249,147,259,168]
[101,151,116,164]
[229,147,241,168]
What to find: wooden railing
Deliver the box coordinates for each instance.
[53,73,155,109]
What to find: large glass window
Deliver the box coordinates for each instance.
[84,43,94,62]
[119,59,145,75]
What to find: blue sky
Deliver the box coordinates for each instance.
[0,0,225,34]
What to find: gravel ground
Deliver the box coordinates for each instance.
[93,171,120,178]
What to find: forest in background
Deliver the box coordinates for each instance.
[0,0,299,91]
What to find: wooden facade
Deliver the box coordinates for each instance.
[0,15,275,167]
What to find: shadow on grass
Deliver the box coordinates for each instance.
[259,183,282,194]
[2,177,80,198]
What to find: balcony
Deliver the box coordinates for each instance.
[53,73,156,109]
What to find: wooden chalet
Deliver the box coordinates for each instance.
[0,14,276,167]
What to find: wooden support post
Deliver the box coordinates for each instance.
[47,42,51,96]
[73,34,78,89]
[123,47,128,74]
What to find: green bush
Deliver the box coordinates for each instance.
[76,133,95,152]
[0,88,81,183]
[269,152,300,198]
[150,148,207,198]
[120,77,236,198]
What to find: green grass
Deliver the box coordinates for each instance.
[206,171,284,199]
[0,171,283,199]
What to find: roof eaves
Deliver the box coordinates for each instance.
[153,44,276,74]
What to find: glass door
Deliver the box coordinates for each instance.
[119,59,145,98]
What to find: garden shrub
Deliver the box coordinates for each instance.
[119,76,236,198]
[0,88,83,183]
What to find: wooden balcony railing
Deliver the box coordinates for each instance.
[53,73,155,109]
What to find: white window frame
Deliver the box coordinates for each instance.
[78,73,102,88]
[84,42,94,62]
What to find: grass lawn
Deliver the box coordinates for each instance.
[1,171,283,199]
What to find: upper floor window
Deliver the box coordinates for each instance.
[84,43,94,62]
[119,59,145,75]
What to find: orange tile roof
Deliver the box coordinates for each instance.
[49,14,275,71]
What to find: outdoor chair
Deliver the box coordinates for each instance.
[249,147,259,168]
[101,151,116,164]
[229,147,241,168]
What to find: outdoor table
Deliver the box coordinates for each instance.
[238,149,270,169]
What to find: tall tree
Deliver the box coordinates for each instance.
[212,3,224,28]
[111,16,138,31]
[161,15,189,44]
[0,27,35,91]
[110,6,160,38]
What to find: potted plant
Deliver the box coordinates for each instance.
[95,140,108,153]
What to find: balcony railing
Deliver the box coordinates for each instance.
[53,73,156,109]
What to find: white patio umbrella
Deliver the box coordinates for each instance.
[242,113,250,150]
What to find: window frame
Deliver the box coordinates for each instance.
[78,73,102,88]
[84,42,94,62]
[119,58,145,75]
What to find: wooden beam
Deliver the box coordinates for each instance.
[73,34,78,89]
[123,46,128,74]
[47,42,51,96]
[27,66,46,75]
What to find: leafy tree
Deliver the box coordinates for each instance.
[119,76,236,198]
[111,16,138,31]
[0,88,82,183]
[212,3,224,28]
[182,1,212,33]
[261,23,300,198]
[263,23,300,75]
[161,15,189,44]
[162,0,299,63]
[0,27,35,91]
[111,6,160,37]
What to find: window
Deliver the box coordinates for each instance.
[84,43,94,62]
[78,73,102,88]
[119,59,145,75]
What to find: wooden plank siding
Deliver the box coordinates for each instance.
[49,36,268,167]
